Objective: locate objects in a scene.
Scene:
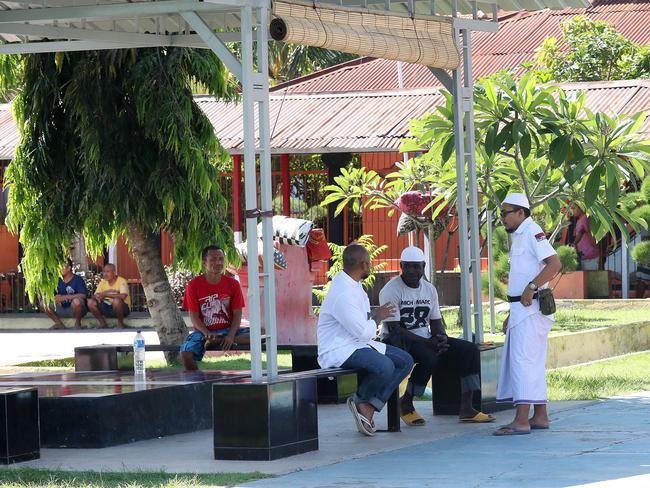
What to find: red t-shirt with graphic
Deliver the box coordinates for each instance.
[183,274,245,331]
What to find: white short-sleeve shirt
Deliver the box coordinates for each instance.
[507,217,557,328]
[378,276,442,339]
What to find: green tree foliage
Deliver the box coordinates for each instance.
[533,16,650,82]
[6,48,236,338]
[401,72,650,243]
[268,43,356,83]
[555,245,579,273]
[223,42,356,85]
[0,54,22,102]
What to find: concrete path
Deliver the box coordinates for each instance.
[242,393,650,488]
[7,394,650,488]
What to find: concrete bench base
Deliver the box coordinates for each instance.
[212,368,401,461]
[0,387,40,464]
[432,344,512,415]
[213,375,318,461]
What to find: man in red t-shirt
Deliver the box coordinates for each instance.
[180,246,249,370]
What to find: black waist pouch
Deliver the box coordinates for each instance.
[538,288,556,315]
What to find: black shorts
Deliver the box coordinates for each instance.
[98,301,130,317]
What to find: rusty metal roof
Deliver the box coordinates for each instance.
[272,0,650,94]
[1,81,650,156]
[197,88,446,153]
[208,80,650,152]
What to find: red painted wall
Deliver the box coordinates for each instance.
[360,152,459,272]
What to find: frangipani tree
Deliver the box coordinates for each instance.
[322,72,650,297]
[404,72,650,242]
[321,157,455,283]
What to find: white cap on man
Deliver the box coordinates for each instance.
[502,193,530,209]
[400,246,426,263]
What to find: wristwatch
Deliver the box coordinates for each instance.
[527,281,539,291]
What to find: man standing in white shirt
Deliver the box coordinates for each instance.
[494,193,561,436]
[318,244,414,436]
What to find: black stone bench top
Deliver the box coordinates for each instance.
[75,343,255,353]
[73,340,314,354]
[214,367,359,386]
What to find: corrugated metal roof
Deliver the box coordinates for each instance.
[273,0,650,94]
[0,106,19,160]
[1,81,649,157]
[197,88,446,153]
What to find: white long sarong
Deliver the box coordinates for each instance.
[496,312,553,405]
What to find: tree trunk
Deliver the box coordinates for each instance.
[70,234,89,272]
[427,224,437,285]
[127,224,186,363]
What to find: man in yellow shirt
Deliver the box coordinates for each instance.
[88,263,131,328]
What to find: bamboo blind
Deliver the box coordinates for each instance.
[270,0,460,69]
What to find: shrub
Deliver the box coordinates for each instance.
[632,204,650,230]
[312,235,387,308]
[481,224,509,260]
[482,271,507,301]
[642,177,650,203]
[556,245,579,273]
[632,241,650,266]
[620,192,646,213]
[165,266,196,307]
[82,270,102,296]
[494,256,510,282]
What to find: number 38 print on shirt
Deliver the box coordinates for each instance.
[378,277,442,340]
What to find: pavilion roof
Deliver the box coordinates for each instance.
[1,79,650,158]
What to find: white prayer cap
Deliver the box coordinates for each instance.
[400,246,426,263]
[502,193,530,209]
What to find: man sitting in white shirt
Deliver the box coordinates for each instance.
[317,244,414,436]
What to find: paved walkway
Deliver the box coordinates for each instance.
[242,393,650,488]
[7,393,650,487]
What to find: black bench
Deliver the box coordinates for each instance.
[212,367,401,461]
[0,387,40,464]
[290,343,512,415]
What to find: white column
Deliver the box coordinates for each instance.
[486,207,496,334]
[461,28,484,344]
[240,5,264,382]
[622,237,629,299]
[256,4,278,379]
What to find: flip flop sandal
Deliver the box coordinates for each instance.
[459,412,496,423]
[530,423,550,430]
[347,397,375,436]
[401,410,426,426]
[493,426,531,436]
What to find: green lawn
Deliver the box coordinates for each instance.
[547,351,650,401]
[442,301,650,343]
[145,352,294,371]
[0,468,270,488]
[13,352,294,372]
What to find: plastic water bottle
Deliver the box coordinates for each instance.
[133,330,146,377]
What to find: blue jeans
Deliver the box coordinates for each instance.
[180,328,250,361]
[341,344,414,412]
